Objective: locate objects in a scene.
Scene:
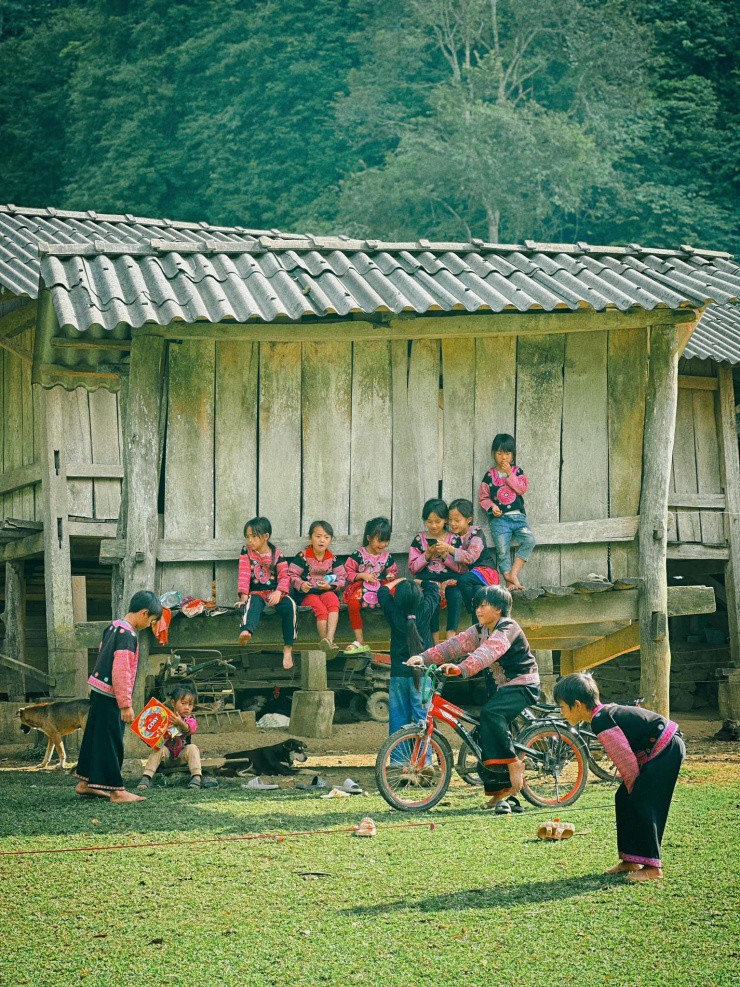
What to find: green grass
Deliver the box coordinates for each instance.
[1,764,738,987]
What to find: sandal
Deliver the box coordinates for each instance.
[353,816,377,838]
[188,776,202,789]
[297,775,329,791]
[508,796,525,813]
[344,641,371,654]
[536,821,575,841]
[137,775,153,790]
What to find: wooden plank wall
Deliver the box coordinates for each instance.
[1,328,39,522]
[152,337,730,600]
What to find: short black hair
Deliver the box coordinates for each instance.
[491,433,516,456]
[422,498,448,520]
[244,515,272,540]
[472,584,512,617]
[309,519,334,538]
[363,516,392,545]
[169,684,196,704]
[553,673,601,710]
[448,498,474,521]
[129,590,162,619]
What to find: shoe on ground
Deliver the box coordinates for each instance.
[536,821,575,840]
[201,776,219,789]
[188,776,202,789]
[297,775,329,790]
[344,641,371,654]
[137,775,153,790]
[508,796,525,813]
[494,799,512,815]
[339,777,363,795]
[320,787,351,798]
[242,777,279,791]
[354,816,377,838]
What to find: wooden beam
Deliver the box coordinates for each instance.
[0,532,45,563]
[139,308,695,343]
[668,493,725,509]
[66,462,124,480]
[0,463,42,497]
[667,544,729,560]
[0,336,32,363]
[0,651,55,688]
[3,562,27,699]
[68,521,118,539]
[51,338,132,351]
[0,301,36,339]
[677,374,718,391]
[560,623,641,675]
[638,324,681,716]
[717,364,740,667]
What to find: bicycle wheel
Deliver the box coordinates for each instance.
[518,725,588,808]
[456,739,482,786]
[375,726,453,811]
[583,733,618,782]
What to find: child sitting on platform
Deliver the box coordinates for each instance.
[479,433,536,589]
[343,516,398,653]
[137,685,203,790]
[408,498,460,644]
[236,516,297,669]
[554,673,685,882]
[289,520,346,653]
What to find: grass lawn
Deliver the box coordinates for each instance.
[1,761,738,987]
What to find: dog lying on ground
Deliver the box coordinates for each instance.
[17,699,90,769]
[219,739,308,777]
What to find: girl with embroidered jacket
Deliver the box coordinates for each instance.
[237,516,297,670]
[343,516,398,654]
[289,520,346,653]
[408,584,539,811]
[555,673,685,882]
[479,433,536,590]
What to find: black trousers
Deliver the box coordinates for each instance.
[457,571,487,620]
[240,594,297,645]
[478,684,539,797]
[75,690,126,792]
[424,571,464,635]
[616,734,685,868]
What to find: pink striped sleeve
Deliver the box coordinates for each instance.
[506,467,528,495]
[479,475,495,514]
[237,552,251,595]
[289,557,306,592]
[275,557,291,595]
[331,560,346,592]
[420,626,481,666]
[458,629,511,678]
[453,534,483,566]
[408,540,428,575]
[111,648,137,708]
[344,555,360,582]
[184,716,198,736]
[596,726,640,793]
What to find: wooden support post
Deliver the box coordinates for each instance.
[638,326,680,716]
[4,561,27,700]
[717,365,740,668]
[36,384,90,698]
[119,332,167,719]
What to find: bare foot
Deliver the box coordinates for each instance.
[627,867,663,882]
[75,781,112,799]
[483,789,514,809]
[283,651,294,670]
[604,861,643,875]
[508,759,525,794]
[504,571,523,590]
[239,630,252,645]
[109,790,146,803]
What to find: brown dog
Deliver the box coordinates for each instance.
[17,699,90,769]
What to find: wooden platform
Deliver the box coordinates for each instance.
[71,583,715,674]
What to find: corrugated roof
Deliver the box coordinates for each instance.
[685,303,740,365]
[1,205,739,333]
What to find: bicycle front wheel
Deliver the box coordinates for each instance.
[518,725,588,808]
[375,726,453,811]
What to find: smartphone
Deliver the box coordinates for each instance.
[426,538,437,545]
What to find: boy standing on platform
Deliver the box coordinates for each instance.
[75,590,162,803]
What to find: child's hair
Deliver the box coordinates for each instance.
[309,519,334,538]
[553,673,601,710]
[129,590,163,619]
[448,498,474,521]
[491,433,516,458]
[472,584,512,617]
[422,498,448,520]
[363,516,392,546]
[169,684,196,706]
[244,515,272,540]
[393,579,425,656]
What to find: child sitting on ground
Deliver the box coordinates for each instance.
[408,498,460,644]
[289,520,346,653]
[137,685,203,790]
[343,516,398,653]
[479,433,536,589]
[431,498,500,636]
[236,516,297,669]
[554,673,685,882]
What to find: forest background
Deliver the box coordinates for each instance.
[1,0,738,251]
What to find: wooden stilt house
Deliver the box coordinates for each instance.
[1,205,739,730]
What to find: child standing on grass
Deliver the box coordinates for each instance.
[75,590,162,803]
[555,673,685,882]
[289,520,346,653]
[378,577,440,737]
[137,685,203,791]
[343,516,398,653]
[237,516,297,670]
[479,433,536,589]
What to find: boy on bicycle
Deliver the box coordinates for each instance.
[408,584,539,811]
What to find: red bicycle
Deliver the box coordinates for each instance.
[375,666,588,812]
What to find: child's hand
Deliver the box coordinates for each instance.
[267,590,282,607]
[316,580,330,590]
[301,581,312,593]
[491,505,503,517]
[498,463,511,476]
[435,541,453,555]
[439,663,462,677]
[406,656,425,668]
[235,597,248,609]
[120,706,135,724]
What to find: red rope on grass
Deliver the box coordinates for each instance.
[0,821,439,857]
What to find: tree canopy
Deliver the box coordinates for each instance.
[0,0,737,249]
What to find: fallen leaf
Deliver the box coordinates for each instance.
[92,934,107,939]
[148,938,164,946]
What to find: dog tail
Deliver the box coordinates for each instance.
[223,749,254,761]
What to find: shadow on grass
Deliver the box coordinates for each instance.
[346,873,613,914]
